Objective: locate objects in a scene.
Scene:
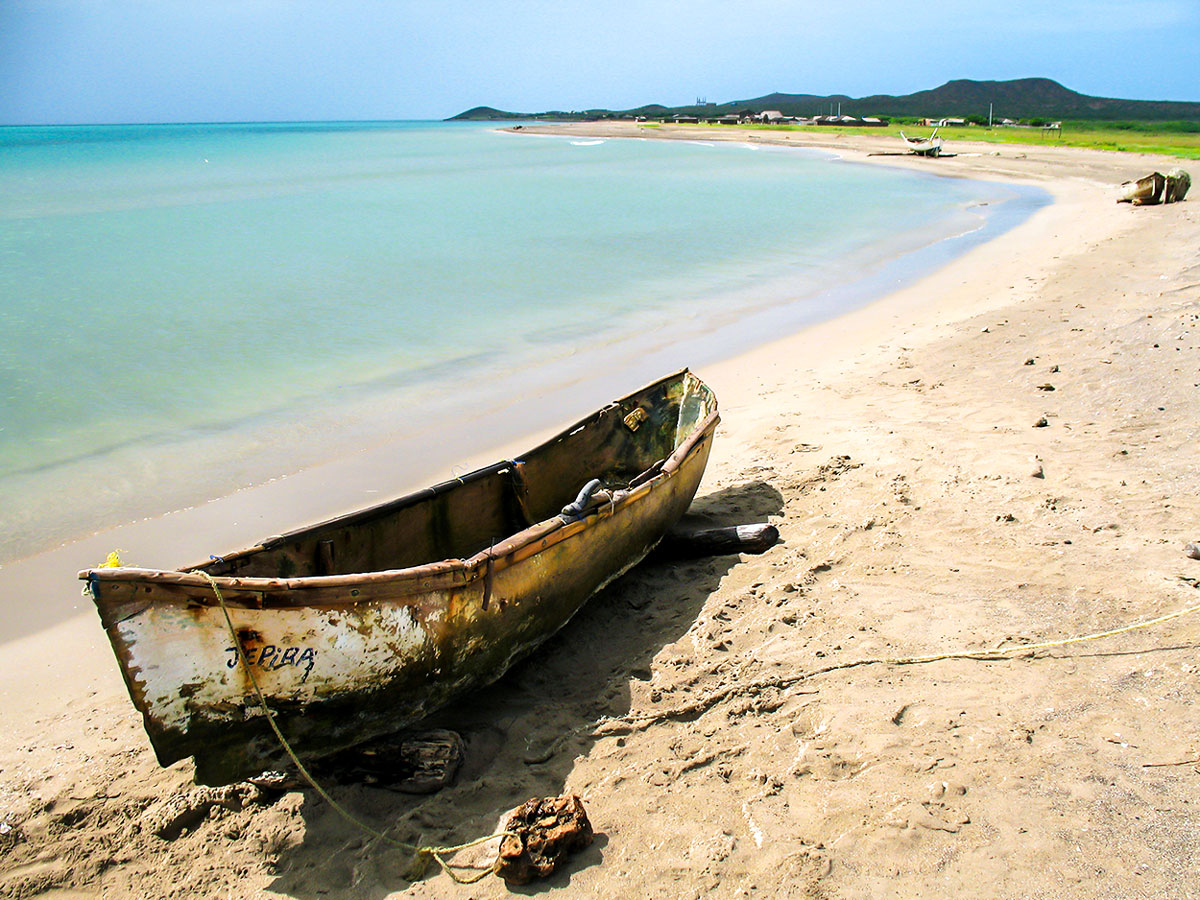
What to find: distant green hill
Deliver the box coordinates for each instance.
[448,103,673,121]
[450,78,1200,122]
[450,106,524,120]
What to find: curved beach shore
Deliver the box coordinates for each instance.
[2,127,1198,898]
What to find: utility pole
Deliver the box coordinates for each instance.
[989,102,993,128]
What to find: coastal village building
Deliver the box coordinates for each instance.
[809,115,886,127]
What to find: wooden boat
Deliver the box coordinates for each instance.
[900,128,943,157]
[1117,171,1166,205]
[81,370,719,785]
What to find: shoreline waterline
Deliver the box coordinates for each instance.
[2,121,1001,565]
[0,152,1047,643]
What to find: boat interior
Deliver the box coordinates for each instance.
[196,372,715,579]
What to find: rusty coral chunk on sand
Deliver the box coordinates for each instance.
[494,794,594,884]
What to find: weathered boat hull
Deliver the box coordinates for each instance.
[1117,171,1166,205]
[900,130,942,157]
[82,371,718,784]
[907,141,942,157]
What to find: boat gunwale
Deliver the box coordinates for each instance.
[79,372,718,604]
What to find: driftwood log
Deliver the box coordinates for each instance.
[652,523,780,561]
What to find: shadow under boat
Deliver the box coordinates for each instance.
[265,478,785,896]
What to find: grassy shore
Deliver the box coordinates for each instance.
[684,121,1200,159]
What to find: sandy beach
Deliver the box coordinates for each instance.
[2,124,1198,899]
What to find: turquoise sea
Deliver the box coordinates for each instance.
[0,121,1046,562]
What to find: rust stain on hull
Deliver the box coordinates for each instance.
[80,370,719,785]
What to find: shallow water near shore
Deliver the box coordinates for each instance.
[0,121,1044,565]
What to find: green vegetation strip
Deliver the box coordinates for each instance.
[686,121,1200,160]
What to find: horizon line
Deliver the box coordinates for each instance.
[0,117,467,128]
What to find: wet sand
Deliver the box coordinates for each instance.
[1,125,1198,898]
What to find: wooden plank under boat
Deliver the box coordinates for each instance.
[80,370,719,785]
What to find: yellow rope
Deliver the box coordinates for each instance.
[607,596,1200,730]
[196,561,1200,872]
[882,600,1200,666]
[195,571,510,884]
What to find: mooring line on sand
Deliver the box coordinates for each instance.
[197,570,510,884]
[196,565,1200,867]
[883,598,1200,665]
[597,597,1200,732]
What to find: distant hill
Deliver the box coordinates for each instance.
[448,103,673,121]
[451,106,524,120]
[449,78,1200,122]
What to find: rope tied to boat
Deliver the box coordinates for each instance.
[195,570,513,884]
[559,478,604,523]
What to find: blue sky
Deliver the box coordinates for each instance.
[1,0,1197,124]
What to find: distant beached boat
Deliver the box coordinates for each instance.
[1117,169,1191,205]
[81,370,719,785]
[1117,171,1167,205]
[900,128,943,157]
